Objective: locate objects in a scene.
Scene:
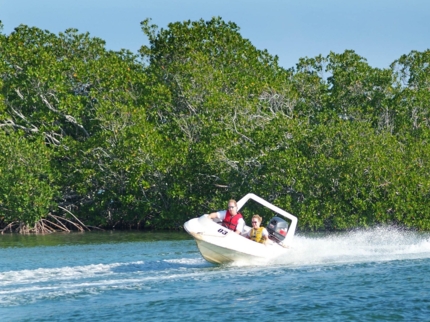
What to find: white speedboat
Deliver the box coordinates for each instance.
[184,193,298,264]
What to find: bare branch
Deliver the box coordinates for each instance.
[14,88,24,100]
[0,119,39,132]
[43,131,62,146]
[40,94,90,137]
[231,109,254,144]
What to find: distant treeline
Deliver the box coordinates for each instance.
[0,17,429,233]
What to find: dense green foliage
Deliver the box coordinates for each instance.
[0,18,429,232]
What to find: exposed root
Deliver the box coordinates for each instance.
[86,225,105,231]
[1,209,101,234]
[58,206,90,231]
[0,222,18,234]
[47,214,71,232]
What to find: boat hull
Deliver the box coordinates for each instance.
[184,215,288,265]
[184,193,297,265]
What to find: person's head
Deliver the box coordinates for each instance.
[251,215,262,228]
[227,199,238,214]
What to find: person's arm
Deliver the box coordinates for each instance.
[208,210,226,220]
[262,228,269,243]
[207,212,218,219]
[235,218,245,234]
[245,229,251,239]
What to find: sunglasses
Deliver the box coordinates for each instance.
[252,221,258,224]
[227,206,235,209]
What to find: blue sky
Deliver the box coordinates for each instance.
[1,0,429,70]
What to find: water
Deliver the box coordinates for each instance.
[1,227,430,321]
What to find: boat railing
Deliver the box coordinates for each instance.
[236,193,298,247]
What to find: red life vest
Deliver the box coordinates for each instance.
[222,210,243,231]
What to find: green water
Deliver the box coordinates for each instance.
[0,230,191,248]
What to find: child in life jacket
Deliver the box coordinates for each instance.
[207,199,245,234]
[246,214,269,244]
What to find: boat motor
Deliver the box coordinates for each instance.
[267,216,289,242]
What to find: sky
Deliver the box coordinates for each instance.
[1,0,429,70]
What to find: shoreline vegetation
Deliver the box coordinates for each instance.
[0,18,429,234]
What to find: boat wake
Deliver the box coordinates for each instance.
[1,227,430,308]
[267,226,430,267]
[0,258,210,307]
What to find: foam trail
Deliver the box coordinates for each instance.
[0,262,137,287]
[272,226,430,266]
[0,258,210,289]
[0,258,209,306]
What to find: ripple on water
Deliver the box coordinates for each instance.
[1,228,430,321]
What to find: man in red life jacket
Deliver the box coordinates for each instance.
[207,199,245,234]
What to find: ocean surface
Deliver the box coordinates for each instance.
[1,227,430,321]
